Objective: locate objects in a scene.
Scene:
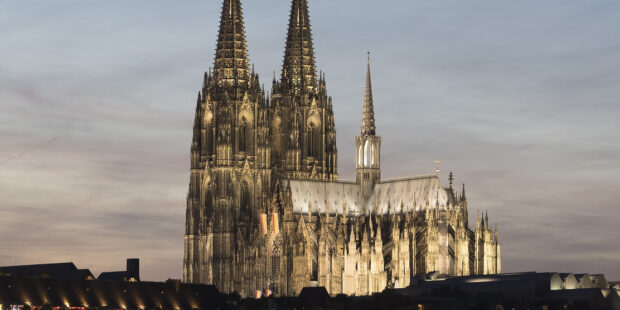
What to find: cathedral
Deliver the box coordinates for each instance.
[183,0,501,297]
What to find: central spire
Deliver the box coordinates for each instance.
[361,52,376,136]
[213,0,250,87]
[282,0,317,95]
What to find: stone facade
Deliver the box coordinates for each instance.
[183,0,501,297]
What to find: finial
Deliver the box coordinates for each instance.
[367,51,371,66]
[435,159,441,176]
[449,172,454,189]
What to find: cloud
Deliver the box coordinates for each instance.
[1,0,619,281]
[0,137,58,167]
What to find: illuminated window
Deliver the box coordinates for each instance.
[370,143,375,165]
[364,140,369,166]
[358,145,363,166]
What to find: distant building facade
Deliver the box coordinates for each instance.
[0,263,95,281]
[0,275,222,310]
[0,259,139,282]
[183,0,501,297]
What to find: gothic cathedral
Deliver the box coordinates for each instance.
[184,0,501,297]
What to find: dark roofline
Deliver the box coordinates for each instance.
[0,262,77,269]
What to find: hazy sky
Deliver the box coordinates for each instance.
[1,0,619,281]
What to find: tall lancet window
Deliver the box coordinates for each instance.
[358,145,363,166]
[203,113,214,155]
[309,127,315,157]
[271,240,281,282]
[371,143,375,166]
[273,117,282,158]
[239,125,246,153]
[239,117,251,153]
[364,140,370,166]
[308,122,320,158]
[240,182,251,217]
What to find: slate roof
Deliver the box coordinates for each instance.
[283,174,451,215]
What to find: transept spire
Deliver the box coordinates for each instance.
[361,52,376,136]
[282,0,317,95]
[213,0,250,87]
[356,52,381,199]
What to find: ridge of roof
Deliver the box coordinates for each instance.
[283,179,358,185]
[0,262,77,269]
[378,174,438,183]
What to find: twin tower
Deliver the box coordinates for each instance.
[184,0,501,297]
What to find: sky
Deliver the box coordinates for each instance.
[1,0,619,281]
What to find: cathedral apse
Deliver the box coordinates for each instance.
[183,0,501,297]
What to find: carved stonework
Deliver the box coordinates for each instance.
[183,0,501,298]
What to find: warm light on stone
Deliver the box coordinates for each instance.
[183,0,501,297]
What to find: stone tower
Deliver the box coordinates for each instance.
[183,0,272,293]
[271,0,338,181]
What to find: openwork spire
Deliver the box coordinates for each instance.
[213,0,250,86]
[282,0,317,95]
[361,52,376,136]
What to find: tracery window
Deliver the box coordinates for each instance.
[272,117,282,158]
[239,117,251,153]
[272,240,281,277]
[308,123,320,158]
[240,182,251,216]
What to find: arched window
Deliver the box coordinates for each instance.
[239,125,246,153]
[240,182,251,216]
[272,240,281,277]
[272,117,282,158]
[311,260,318,281]
[364,140,370,166]
[358,144,363,166]
[204,112,213,154]
[238,117,251,153]
[308,123,320,158]
[370,143,375,166]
